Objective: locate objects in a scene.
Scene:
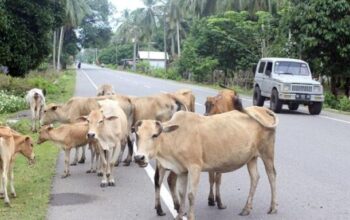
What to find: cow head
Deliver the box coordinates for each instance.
[133,120,178,167]
[41,103,62,125]
[37,124,54,144]
[204,96,222,115]
[17,135,35,165]
[205,94,244,116]
[78,109,118,141]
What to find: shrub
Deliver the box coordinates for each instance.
[338,96,350,111]
[324,92,339,109]
[0,90,27,114]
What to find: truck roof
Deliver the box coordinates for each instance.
[259,57,307,63]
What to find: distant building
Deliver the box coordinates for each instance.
[138,51,169,69]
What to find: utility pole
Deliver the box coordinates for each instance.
[133,37,137,71]
[163,11,167,72]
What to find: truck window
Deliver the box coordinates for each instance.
[258,62,266,73]
[265,62,272,75]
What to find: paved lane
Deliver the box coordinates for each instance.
[48,64,350,220]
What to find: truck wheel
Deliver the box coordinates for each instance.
[288,103,299,111]
[308,102,322,115]
[270,89,282,113]
[253,86,265,106]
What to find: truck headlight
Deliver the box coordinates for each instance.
[314,85,322,93]
[283,84,291,92]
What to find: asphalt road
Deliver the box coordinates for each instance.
[47,64,350,220]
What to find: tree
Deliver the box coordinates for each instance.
[289,0,350,96]
[0,0,62,76]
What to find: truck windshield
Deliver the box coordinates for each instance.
[274,61,310,76]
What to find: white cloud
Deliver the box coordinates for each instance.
[110,0,144,12]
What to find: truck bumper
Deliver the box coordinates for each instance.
[279,93,324,102]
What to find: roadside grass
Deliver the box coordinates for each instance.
[0,69,76,219]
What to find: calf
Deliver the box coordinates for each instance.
[0,127,35,206]
[80,99,128,187]
[25,88,46,132]
[204,88,243,209]
[133,107,278,220]
[97,84,115,96]
[37,123,96,177]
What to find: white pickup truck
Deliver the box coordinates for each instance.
[253,57,324,115]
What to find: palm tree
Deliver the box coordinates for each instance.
[56,0,90,71]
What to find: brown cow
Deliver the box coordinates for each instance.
[0,126,35,206]
[133,107,278,220]
[97,84,115,96]
[204,88,243,209]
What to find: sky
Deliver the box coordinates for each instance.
[110,0,144,12]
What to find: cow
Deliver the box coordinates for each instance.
[133,106,278,220]
[37,123,97,177]
[0,126,35,206]
[204,88,243,209]
[25,88,46,132]
[130,90,194,216]
[79,99,129,187]
[41,95,134,165]
[97,84,115,96]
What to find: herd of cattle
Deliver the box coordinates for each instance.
[0,84,278,220]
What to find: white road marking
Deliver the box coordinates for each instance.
[81,70,98,89]
[82,69,180,219]
[195,102,203,106]
[319,115,350,125]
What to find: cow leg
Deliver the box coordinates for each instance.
[123,136,133,166]
[0,168,3,199]
[261,154,277,214]
[62,149,71,178]
[175,173,188,220]
[208,171,215,206]
[2,162,10,205]
[87,145,95,173]
[187,166,201,220]
[31,108,36,132]
[154,164,166,216]
[215,172,226,209]
[109,144,121,186]
[167,171,179,212]
[9,162,16,198]
[78,145,86,164]
[115,142,124,167]
[100,149,108,187]
[71,147,78,166]
[96,150,101,175]
[240,157,259,216]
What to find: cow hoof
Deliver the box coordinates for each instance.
[97,172,103,177]
[0,193,4,199]
[61,173,70,178]
[11,192,17,198]
[208,198,215,206]
[70,163,77,166]
[78,158,85,164]
[114,162,119,167]
[174,203,180,212]
[92,170,97,173]
[217,203,227,210]
[239,209,250,216]
[100,183,107,188]
[108,182,115,187]
[4,201,11,207]
[86,170,92,173]
[268,208,277,214]
[106,173,110,178]
[155,205,166,216]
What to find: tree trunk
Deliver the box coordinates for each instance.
[163,13,167,72]
[57,26,64,71]
[171,35,175,56]
[331,76,339,98]
[53,30,57,70]
[176,21,181,57]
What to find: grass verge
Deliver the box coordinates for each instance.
[0,69,76,219]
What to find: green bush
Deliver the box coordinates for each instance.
[324,92,339,109]
[0,90,27,114]
[150,67,181,81]
[338,96,350,111]
[137,61,151,73]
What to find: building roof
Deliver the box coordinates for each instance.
[138,51,169,60]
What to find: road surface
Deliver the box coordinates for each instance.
[47,64,350,220]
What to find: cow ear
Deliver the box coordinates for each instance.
[47,124,54,130]
[51,105,58,111]
[106,116,118,121]
[163,125,179,133]
[76,116,88,122]
[232,96,244,112]
[132,120,143,133]
[25,136,31,142]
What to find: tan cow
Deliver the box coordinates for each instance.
[133,106,278,220]
[0,127,35,206]
[41,95,134,165]
[97,84,115,96]
[37,123,98,177]
[204,88,243,209]
[170,89,195,112]
[80,99,128,187]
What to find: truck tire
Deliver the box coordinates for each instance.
[270,89,282,113]
[253,86,265,106]
[308,102,322,115]
[288,103,299,111]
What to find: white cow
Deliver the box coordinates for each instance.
[25,88,46,132]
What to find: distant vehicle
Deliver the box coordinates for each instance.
[77,62,81,69]
[253,57,324,115]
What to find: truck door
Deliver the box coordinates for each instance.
[261,61,273,95]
